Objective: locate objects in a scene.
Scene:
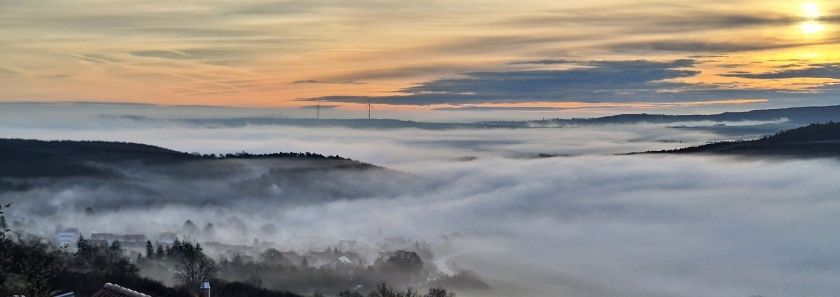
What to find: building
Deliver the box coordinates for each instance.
[91,283,151,297]
[157,232,178,246]
[200,281,211,297]
[119,234,148,248]
[55,228,81,248]
[90,233,119,245]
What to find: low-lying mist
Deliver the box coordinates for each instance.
[2,105,839,297]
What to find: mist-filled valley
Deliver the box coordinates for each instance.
[3,103,840,297]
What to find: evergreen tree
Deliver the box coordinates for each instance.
[156,244,166,259]
[110,240,122,252]
[145,240,155,258]
[77,235,91,256]
[0,203,10,239]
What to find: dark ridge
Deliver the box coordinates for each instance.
[479,105,840,127]
[99,104,840,130]
[641,122,840,158]
[0,138,367,178]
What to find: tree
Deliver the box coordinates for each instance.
[0,203,10,239]
[110,240,122,253]
[339,290,364,297]
[156,244,165,259]
[260,248,288,266]
[367,283,400,297]
[76,235,91,256]
[173,242,218,289]
[183,220,199,234]
[424,288,454,297]
[385,251,423,274]
[6,236,62,297]
[145,240,154,259]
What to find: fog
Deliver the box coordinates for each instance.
[2,104,839,297]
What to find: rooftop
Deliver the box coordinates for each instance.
[91,283,151,297]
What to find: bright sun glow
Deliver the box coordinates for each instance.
[801,21,824,34]
[800,2,823,35]
[802,2,821,19]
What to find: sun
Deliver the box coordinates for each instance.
[802,2,821,19]
[799,2,823,35]
[801,21,824,34]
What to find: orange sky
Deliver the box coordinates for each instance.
[0,0,838,112]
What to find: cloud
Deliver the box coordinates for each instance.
[310,59,702,105]
[292,80,365,85]
[609,36,840,53]
[508,59,574,65]
[723,63,840,79]
[317,64,477,82]
[300,104,339,110]
[132,50,194,60]
[4,107,840,297]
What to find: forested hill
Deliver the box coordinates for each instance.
[0,138,362,178]
[646,122,840,157]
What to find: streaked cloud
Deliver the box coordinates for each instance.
[724,63,840,79]
[0,0,838,113]
[310,59,703,105]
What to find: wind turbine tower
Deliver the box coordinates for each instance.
[367,99,372,119]
[316,103,320,120]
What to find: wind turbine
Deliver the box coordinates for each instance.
[316,103,320,120]
[367,99,372,119]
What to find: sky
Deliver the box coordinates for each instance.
[1,0,840,118]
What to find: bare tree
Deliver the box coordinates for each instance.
[172,242,218,289]
[424,288,455,297]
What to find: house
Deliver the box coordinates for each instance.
[119,234,148,248]
[157,232,178,246]
[91,233,119,245]
[91,283,151,297]
[330,256,358,278]
[330,256,355,268]
[55,228,81,248]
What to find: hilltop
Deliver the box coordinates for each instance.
[0,139,366,178]
[645,122,840,158]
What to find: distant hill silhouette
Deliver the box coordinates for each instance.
[645,122,840,158]
[102,104,840,129]
[0,139,364,178]
[479,105,840,127]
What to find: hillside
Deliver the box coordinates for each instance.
[646,122,840,158]
[0,139,365,178]
[478,105,840,128]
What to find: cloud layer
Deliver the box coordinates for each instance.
[3,104,840,297]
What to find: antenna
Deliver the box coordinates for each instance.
[367,99,372,119]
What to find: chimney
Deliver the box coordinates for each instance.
[199,281,211,297]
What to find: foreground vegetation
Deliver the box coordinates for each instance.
[0,204,463,297]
